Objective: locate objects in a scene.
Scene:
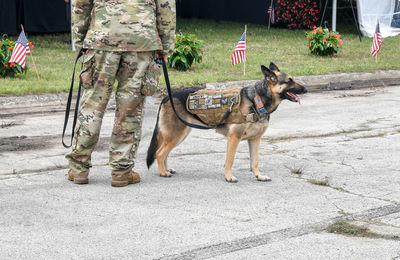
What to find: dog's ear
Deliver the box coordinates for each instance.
[269,62,280,72]
[261,65,277,83]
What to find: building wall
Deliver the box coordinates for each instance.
[177,0,273,25]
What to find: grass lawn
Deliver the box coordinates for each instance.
[1,19,400,95]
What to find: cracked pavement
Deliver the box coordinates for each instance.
[0,86,400,259]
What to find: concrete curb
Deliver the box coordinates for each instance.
[206,70,400,92]
[1,70,399,116]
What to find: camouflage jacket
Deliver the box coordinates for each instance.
[72,0,176,54]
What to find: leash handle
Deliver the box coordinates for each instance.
[61,49,86,148]
[157,58,232,130]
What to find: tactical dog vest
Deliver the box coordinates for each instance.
[186,88,259,126]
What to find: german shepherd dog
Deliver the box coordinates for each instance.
[146,63,307,182]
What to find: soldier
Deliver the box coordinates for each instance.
[66,0,176,187]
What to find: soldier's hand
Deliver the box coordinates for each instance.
[64,0,69,3]
[157,53,169,62]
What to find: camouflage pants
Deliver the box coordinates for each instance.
[66,49,155,178]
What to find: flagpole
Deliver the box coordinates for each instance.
[268,1,272,30]
[376,18,378,63]
[244,24,247,76]
[21,25,40,81]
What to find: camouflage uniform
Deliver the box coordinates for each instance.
[66,0,176,180]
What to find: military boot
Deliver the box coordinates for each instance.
[111,171,141,187]
[67,170,89,184]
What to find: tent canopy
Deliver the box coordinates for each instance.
[357,0,400,37]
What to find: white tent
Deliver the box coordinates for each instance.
[356,0,400,37]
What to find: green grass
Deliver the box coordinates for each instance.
[327,219,369,236]
[1,19,400,95]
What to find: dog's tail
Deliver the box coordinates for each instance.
[146,103,162,169]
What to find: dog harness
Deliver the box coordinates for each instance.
[186,88,267,126]
[254,94,269,115]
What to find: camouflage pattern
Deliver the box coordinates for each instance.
[72,0,176,54]
[186,88,251,126]
[66,49,156,177]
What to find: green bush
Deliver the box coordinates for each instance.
[168,33,204,71]
[0,38,32,78]
[306,26,343,56]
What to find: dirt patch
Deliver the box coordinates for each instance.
[0,136,51,152]
[0,135,111,153]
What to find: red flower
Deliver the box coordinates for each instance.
[199,49,204,52]
[8,47,12,51]
[10,62,14,67]
[339,40,343,46]
[324,37,327,43]
[330,32,334,36]
[4,64,8,68]
[8,41,11,45]
[308,43,311,47]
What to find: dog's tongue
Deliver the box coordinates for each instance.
[287,92,301,104]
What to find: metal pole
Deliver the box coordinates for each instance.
[332,0,337,31]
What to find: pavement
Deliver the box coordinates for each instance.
[0,71,400,259]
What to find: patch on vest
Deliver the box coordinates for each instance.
[186,88,246,126]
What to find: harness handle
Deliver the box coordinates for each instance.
[61,49,86,148]
[157,58,232,130]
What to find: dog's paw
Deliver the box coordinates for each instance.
[257,175,272,182]
[159,172,172,178]
[225,176,238,183]
[167,168,176,174]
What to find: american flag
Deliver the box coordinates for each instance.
[9,31,29,68]
[267,1,275,24]
[370,20,382,57]
[232,31,247,65]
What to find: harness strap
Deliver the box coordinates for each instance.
[158,58,233,130]
[254,94,268,115]
[62,49,86,148]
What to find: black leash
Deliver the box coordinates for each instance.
[157,58,233,130]
[62,49,85,148]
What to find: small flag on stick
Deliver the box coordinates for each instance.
[370,20,382,57]
[232,31,247,66]
[9,30,29,68]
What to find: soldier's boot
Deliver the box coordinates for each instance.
[111,171,141,187]
[67,170,89,185]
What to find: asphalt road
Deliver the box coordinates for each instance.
[0,86,400,259]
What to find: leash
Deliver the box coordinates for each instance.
[61,49,86,148]
[157,58,234,130]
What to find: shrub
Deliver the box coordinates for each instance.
[168,33,204,71]
[275,0,320,29]
[0,38,32,78]
[306,26,343,56]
